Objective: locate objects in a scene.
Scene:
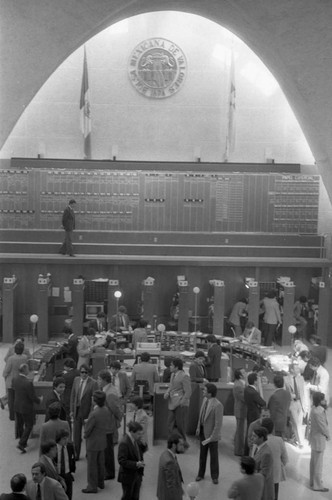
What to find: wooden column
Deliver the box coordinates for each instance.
[2,276,18,343]
[211,280,225,336]
[72,278,85,336]
[178,280,189,332]
[142,277,155,325]
[36,274,52,343]
[282,282,295,345]
[248,280,259,327]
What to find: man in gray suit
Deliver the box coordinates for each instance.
[82,390,109,494]
[157,432,185,500]
[195,383,223,484]
[267,374,291,438]
[309,392,330,492]
[131,352,160,395]
[164,358,192,450]
[25,463,68,500]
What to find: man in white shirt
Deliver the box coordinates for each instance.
[307,357,330,405]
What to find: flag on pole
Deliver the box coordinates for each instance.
[224,51,236,162]
[80,46,91,159]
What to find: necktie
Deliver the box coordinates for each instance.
[133,411,136,422]
[78,380,84,403]
[134,439,140,458]
[201,400,208,424]
[36,484,41,500]
[60,446,66,476]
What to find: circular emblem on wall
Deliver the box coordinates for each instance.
[128,38,187,99]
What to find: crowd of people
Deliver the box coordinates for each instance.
[0,328,330,500]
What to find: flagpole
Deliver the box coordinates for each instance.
[80,46,91,159]
[223,49,236,162]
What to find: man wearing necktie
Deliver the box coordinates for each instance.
[157,432,185,500]
[56,429,76,500]
[308,392,330,492]
[26,462,68,500]
[195,383,223,485]
[118,421,147,500]
[189,351,208,383]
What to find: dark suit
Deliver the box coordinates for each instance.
[0,494,28,500]
[196,397,223,481]
[309,405,330,490]
[206,343,222,381]
[84,405,109,491]
[39,419,70,455]
[244,385,266,455]
[39,454,64,484]
[59,204,75,256]
[25,477,68,500]
[233,379,246,455]
[89,318,107,333]
[109,313,130,332]
[44,390,67,422]
[55,442,76,500]
[254,442,274,500]
[104,385,123,479]
[157,449,183,500]
[118,433,147,500]
[62,369,80,424]
[267,388,291,437]
[189,361,207,383]
[69,376,98,459]
[12,374,40,448]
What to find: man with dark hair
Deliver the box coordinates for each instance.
[261,290,281,346]
[309,335,327,366]
[0,474,28,500]
[157,432,184,500]
[244,372,266,454]
[261,417,288,500]
[45,377,66,422]
[70,364,98,460]
[118,421,147,500]
[55,430,75,500]
[133,319,148,349]
[205,335,222,382]
[59,199,76,257]
[267,374,291,438]
[131,351,160,396]
[189,351,208,383]
[109,360,131,401]
[309,391,330,492]
[195,383,223,484]
[82,390,109,494]
[62,358,79,428]
[229,299,248,337]
[109,305,130,332]
[227,456,264,500]
[293,295,308,339]
[39,440,66,490]
[97,369,123,480]
[39,402,70,455]
[13,363,41,453]
[164,358,192,450]
[26,462,68,500]
[3,342,28,420]
[89,311,107,334]
[252,426,274,500]
[307,356,330,406]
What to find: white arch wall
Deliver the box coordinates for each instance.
[0,12,313,164]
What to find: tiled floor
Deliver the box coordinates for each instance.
[0,341,331,499]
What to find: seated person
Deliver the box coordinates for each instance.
[89,311,107,334]
[131,352,160,396]
[241,321,261,345]
[109,305,130,332]
[133,319,148,350]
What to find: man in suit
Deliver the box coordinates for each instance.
[261,291,281,346]
[44,377,67,422]
[244,372,266,454]
[62,358,79,428]
[39,402,70,455]
[97,369,123,480]
[13,363,41,453]
[69,364,98,460]
[82,390,109,493]
[189,351,208,383]
[109,360,132,401]
[25,462,68,500]
[118,421,147,500]
[195,383,223,484]
[157,432,185,500]
[59,199,76,257]
[0,474,28,500]
[205,335,222,382]
[3,342,28,420]
[109,305,130,332]
[131,351,160,395]
[267,374,291,438]
[39,441,66,491]
[227,456,264,500]
[164,358,192,450]
[233,368,246,456]
[307,356,330,405]
[89,312,107,334]
[252,426,274,500]
[229,299,248,337]
[261,417,288,500]
[308,391,330,492]
[55,429,76,500]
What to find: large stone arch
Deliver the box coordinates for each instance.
[2,0,332,201]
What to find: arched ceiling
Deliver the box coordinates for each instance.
[2,0,332,201]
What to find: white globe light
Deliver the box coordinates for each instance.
[114,290,122,299]
[30,314,39,323]
[157,323,166,332]
[186,482,199,498]
[288,325,297,334]
[193,287,200,294]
